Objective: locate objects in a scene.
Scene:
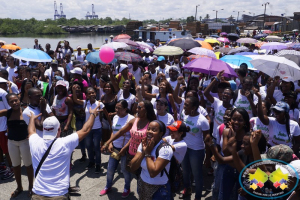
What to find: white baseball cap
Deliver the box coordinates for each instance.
[282,76,293,83]
[43,116,60,140]
[70,68,83,75]
[0,77,7,83]
[119,64,128,73]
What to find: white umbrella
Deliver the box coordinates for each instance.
[187,47,216,58]
[260,42,287,51]
[250,55,300,80]
[265,35,282,42]
[100,42,128,50]
[136,42,153,51]
[236,38,258,44]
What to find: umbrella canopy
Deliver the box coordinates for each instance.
[196,41,213,50]
[210,35,219,38]
[255,42,267,48]
[265,35,282,42]
[115,52,143,62]
[187,55,215,61]
[153,46,184,56]
[11,48,51,62]
[217,47,232,54]
[275,50,300,56]
[187,47,216,58]
[292,29,299,32]
[113,34,131,41]
[220,55,255,70]
[114,39,139,47]
[1,44,21,50]
[86,51,117,64]
[0,40,6,44]
[278,54,300,66]
[217,37,230,43]
[260,42,287,51]
[204,38,220,44]
[285,42,297,48]
[182,57,238,78]
[195,38,205,41]
[227,33,240,41]
[168,39,201,50]
[136,42,154,52]
[228,46,249,55]
[236,38,258,44]
[250,55,300,80]
[146,42,155,47]
[292,44,300,50]
[254,33,268,39]
[101,42,128,51]
[235,52,259,56]
[263,30,272,34]
[220,32,227,36]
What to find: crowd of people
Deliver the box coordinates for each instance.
[0,37,300,200]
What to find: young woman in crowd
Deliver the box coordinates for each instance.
[20,79,34,110]
[130,120,174,200]
[72,86,110,173]
[0,94,34,197]
[283,91,300,125]
[100,100,135,198]
[267,76,295,103]
[155,98,174,137]
[179,96,210,200]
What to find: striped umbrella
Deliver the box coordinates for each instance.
[275,50,300,56]
[187,47,216,58]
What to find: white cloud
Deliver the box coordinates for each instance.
[1,0,298,21]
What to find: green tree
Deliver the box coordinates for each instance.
[186,16,195,23]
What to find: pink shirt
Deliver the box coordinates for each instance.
[129,118,149,155]
[74,79,88,88]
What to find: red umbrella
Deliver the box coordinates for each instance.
[113,34,131,41]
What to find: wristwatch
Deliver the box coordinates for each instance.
[145,154,152,157]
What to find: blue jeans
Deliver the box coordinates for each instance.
[218,164,239,200]
[106,147,131,190]
[212,162,226,200]
[76,117,86,156]
[181,148,205,199]
[85,128,102,165]
[152,181,173,200]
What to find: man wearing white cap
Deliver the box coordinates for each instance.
[71,67,88,92]
[115,64,135,89]
[143,48,153,64]
[74,46,86,64]
[28,103,101,199]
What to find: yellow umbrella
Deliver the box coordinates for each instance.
[215,52,220,59]
[1,44,21,50]
[204,39,220,44]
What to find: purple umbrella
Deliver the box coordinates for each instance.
[182,57,238,78]
[114,39,139,47]
[260,42,288,51]
[220,32,227,36]
[115,52,143,62]
[235,52,259,55]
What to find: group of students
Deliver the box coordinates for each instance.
[0,39,300,200]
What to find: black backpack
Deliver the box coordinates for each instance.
[155,141,183,192]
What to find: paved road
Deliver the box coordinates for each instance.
[0,147,213,200]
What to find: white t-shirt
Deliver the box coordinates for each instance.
[233,90,258,118]
[143,56,153,64]
[250,117,270,142]
[66,61,73,74]
[129,67,142,85]
[149,71,157,85]
[154,110,175,137]
[117,89,136,110]
[152,85,159,94]
[22,104,52,137]
[83,100,104,129]
[138,140,173,185]
[6,66,17,81]
[9,81,19,94]
[0,88,10,132]
[29,133,79,197]
[212,97,228,140]
[112,114,135,148]
[180,112,210,150]
[166,78,178,91]
[178,98,208,117]
[75,52,86,64]
[44,67,65,90]
[164,136,187,163]
[289,109,300,123]
[268,117,300,148]
[156,65,171,79]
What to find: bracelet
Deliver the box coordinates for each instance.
[145,154,152,157]
[91,113,97,118]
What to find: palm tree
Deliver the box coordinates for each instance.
[205,14,210,19]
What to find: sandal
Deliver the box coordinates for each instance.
[11,188,23,198]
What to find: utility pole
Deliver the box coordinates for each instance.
[195,5,200,22]
[213,9,224,22]
[262,2,270,29]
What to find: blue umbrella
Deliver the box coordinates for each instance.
[86,51,117,64]
[220,55,255,70]
[254,33,268,39]
[235,52,259,55]
[11,48,52,62]
[195,38,205,41]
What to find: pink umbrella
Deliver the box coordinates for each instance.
[114,39,139,47]
[263,30,272,34]
[217,37,230,43]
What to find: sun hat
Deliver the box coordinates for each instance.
[43,116,60,140]
[70,68,83,75]
[119,64,128,73]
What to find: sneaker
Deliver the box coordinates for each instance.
[95,165,101,174]
[79,155,87,163]
[179,188,191,199]
[122,189,130,198]
[86,162,95,170]
[100,187,111,196]
[0,164,7,174]
[1,168,14,180]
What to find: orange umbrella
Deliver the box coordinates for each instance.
[113,34,131,41]
[1,44,21,50]
[196,41,213,50]
[255,42,267,48]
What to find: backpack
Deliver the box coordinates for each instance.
[155,141,183,192]
[232,89,254,105]
[117,73,133,83]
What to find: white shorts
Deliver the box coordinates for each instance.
[8,139,32,167]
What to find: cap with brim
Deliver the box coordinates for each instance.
[51,59,58,65]
[167,121,186,132]
[264,144,293,163]
[119,64,128,73]
[70,68,83,75]
[169,66,180,73]
[77,45,81,49]
[72,60,81,67]
[156,97,168,106]
[282,76,293,83]
[272,101,290,113]
[56,80,67,87]
[43,116,60,140]
[110,35,114,38]
[157,56,165,62]
[0,77,7,83]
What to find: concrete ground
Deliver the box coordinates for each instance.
[0,148,213,200]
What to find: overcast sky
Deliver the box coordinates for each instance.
[1,0,298,21]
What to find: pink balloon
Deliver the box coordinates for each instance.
[99,47,115,64]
